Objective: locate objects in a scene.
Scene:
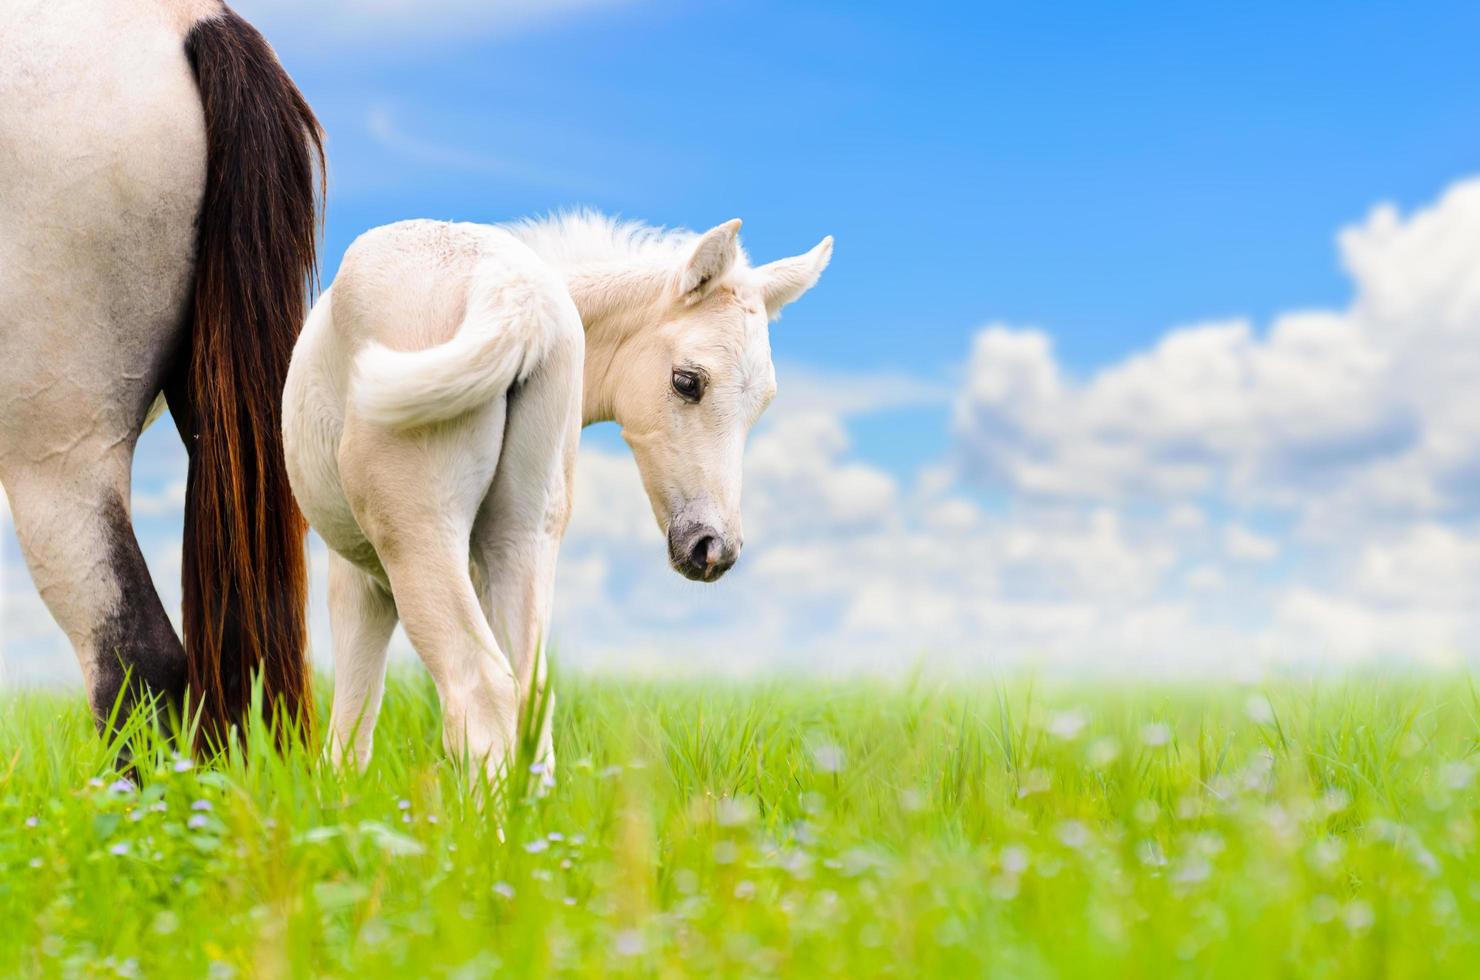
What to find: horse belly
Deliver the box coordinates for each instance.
[0,0,206,444]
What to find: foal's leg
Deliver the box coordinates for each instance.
[339,401,520,781]
[472,339,583,779]
[2,443,185,725]
[326,552,398,767]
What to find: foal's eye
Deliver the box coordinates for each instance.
[671,369,704,403]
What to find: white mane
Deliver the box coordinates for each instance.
[502,211,752,275]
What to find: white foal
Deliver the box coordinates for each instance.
[284,213,831,780]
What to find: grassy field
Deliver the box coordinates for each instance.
[2,671,1479,977]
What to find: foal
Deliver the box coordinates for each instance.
[283,214,831,778]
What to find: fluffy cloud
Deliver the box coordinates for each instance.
[956,180,1480,527]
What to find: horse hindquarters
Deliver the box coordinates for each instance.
[0,1,208,721]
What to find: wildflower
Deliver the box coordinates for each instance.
[1056,820,1090,849]
[190,800,212,812]
[1000,844,1029,874]
[1136,840,1167,867]
[810,742,845,773]
[172,757,193,773]
[1140,723,1172,747]
[1320,788,1351,815]
[613,930,645,957]
[547,831,564,842]
[493,882,515,899]
[1087,736,1120,767]
[716,796,757,827]
[24,816,39,829]
[1017,768,1051,797]
[1441,761,1474,791]
[1172,855,1211,885]
[109,842,129,856]
[529,761,548,775]
[733,880,756,900]
[108,778,136,795]
[1343,900,1375,932]
[188,814,209,830]
[1244,694,1275,725]
[523,838,550,854]
[397,799,411,811]
[1047,707,1089,741]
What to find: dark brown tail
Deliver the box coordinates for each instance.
[177,7,324,746]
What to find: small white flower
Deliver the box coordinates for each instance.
[716,797,757,827]
[188,815,209,830]
[1140,723,1172,747]
[1000,845,1029,874]
[493,881,515,899]
[108,778,136,795]
[1343,900,1375,932]
[1087,736,1121,767]
[1047,708,1089,741]
[1244,695,1275,726]
[523,838,550,854]
[190,800,212,812]
[172,758,194,773]
[109,842,129,856]
[613,930,645,957]
[24,816,39,829]
[1056,820,1090,849]
[810,742,846,773]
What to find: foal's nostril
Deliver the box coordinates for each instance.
[688,534,720,572]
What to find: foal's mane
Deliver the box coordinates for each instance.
[503,211,752,273]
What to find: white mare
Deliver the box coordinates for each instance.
[283,214,832,777]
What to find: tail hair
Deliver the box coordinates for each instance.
[353,287,557,430]
[179,6,323,747]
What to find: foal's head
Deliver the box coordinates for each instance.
[588,219,832,582]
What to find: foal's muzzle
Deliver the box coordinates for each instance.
[668,523,741,582]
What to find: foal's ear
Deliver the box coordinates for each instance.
[757,236,834,319]
[677,219,742,304]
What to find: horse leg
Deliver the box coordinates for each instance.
[2,441,185,727]
[326,551,398,768]
[471,331,583,780]
[339,399,519,782]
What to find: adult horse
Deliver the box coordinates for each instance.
[0,1,323,740]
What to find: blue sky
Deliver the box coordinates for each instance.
[270,0,1480,470]
[5,0,1480,682]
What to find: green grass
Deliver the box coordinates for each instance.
[3,671,1480,977]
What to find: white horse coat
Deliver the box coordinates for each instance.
[1,0,321,735]
[286,214,832,775]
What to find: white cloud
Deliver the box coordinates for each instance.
[956,179,1480,528]
[1223,525,1279,563]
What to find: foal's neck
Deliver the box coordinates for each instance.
[560,264,668,427]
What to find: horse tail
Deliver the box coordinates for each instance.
[352,271,569,430]
[177,7,324,746]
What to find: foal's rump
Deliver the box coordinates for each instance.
[341,223,581,430]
